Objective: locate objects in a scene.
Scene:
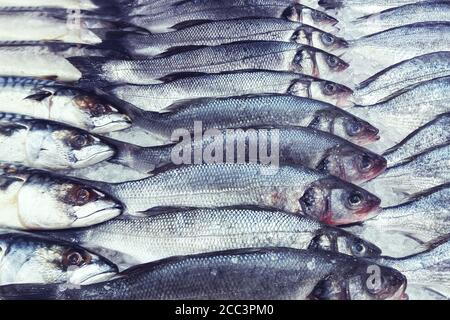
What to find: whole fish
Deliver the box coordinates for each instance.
[69,41,349,85]
[0,77,131,133]
[123,95,380,146]
[351,1,450,37]
[378,239,450,299]
[346,22,450,81]
[363,144,450,206]
[0,165,123,230]
[0,113,115,170]
[90,163,381,225]
[383,114,450,167]
[0,248,407,300]
[350,76,450,151]
[354,52,450,105]
[0,230,118,285]
[123,0,339,33]
[348,184,450,252]
[108,126,386,184]
[106,70,354,109]
[0,42,126,82]
[105,18,348,57]
[42,207,382,266]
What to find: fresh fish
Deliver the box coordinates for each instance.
[0,42,126,81]
[0,77,131,133]
[363,144,450,206]
[0,230,118,285]
[383,114,450,167]
[89,163,381,225]
[0,113,115,170]
[378,238,450,299]
[350,76,450,152]
[122,95,380,146]
[109,126,386,184]
[345,22,450,81]
[106,70,354,109]
[317,0,437,15]
[104,18,348,57]
[354,52,450,105]
[42,207,382,266]
[0,164,123,230]
[0,248,407,300]
[351,1,450,37]
[348,184,450,252]
[69,41,349,85]
[124,0,339,33]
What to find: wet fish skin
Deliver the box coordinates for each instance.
[354,52,450,105]
[318,0,436,15]
[107,70,353,110]
[0,113,115,170]
[126,1,338,33]
[127,95,379,146]
[69,41,349,85]
[0,248,407,300]
[348,184,450,249]
[384,114,450,167]
[112,127,386,184]
[0,165,123,230]
[93,163,381,226]
[109,18,347,57]
[0,76,132,133]
[0,230,118,285]
[42,207,382,265]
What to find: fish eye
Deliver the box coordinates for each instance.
[323,82,337,95]
[311,10,326,21]
[92,103,111,116]
[69,134,89,149]
[63,250,90,267]
[326,55,339,67]
[73,187,96,205]
[351,241,366,257]
[321,33,335,46]
[359,155,374,172]
[348,192,363,206]
[346,120,362,136]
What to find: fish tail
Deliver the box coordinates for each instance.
[93,30,135,57]
[0,284,60,300]
[67,56,111,86]
[91,0,136,17]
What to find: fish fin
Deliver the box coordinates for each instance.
[153,45,210,59]
[171,19,214,30]
[157,72,209,83]
[141,206,203,216]
[0,283,59,300]
[24,91,53,102]
[39,75,59,81]
[418,286,449,300]
[90,0,135,17]
[67,56,110,85]
[402,182,450,204]
[158,98,206,113]
[421,234,450,252]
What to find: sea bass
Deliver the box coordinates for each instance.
[0,230,118,285]
[0,165,122,230]
[123,95,379,146]
[0,77,131,133]
[89,163,381,225]
[106,70,353,109]
[0,248,407,300]
[354,52,450,105]
[384,114,450,167]
[41,207,382,266]
[69,41,349,85]
[106,18,348,57]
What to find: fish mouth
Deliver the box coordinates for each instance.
[387,282,408,300]
[91,118,132,134]
[72,205,122,228]
[75,150,115,168]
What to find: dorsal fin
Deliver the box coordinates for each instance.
[153,45,209,59]
[24,90,53,102]
[157,72,208,83]
[171,19,214,30]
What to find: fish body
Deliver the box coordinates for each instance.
[107,70,353,109]
[126,95,379,146]
[0,248,407,300]
[384,114,450,167]
[0,230,118,285]
[0,166,122,230]
[354,52,450,105]
[110,18,347,57]
[69,41,349,85]
[0,77,131,133]
[42,207,382,265]
[93,163,381,225]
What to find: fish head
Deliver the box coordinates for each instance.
[308,79,353,107]
[301,26,348,53]
[314,51,349,77]
[0,232,118,285]
[16,172,122,229]
[292,4,339,28]
[27,122,115,170]
[38,87,132,133]
[313,110,379,145]
[299,177,381,225]
[318,145,386,183]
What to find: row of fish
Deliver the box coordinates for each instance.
[0,0,449,300]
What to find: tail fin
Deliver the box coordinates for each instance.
[0,283,59,300]
[67,56,112,87]
[90,0,136,17]
[93,30,135,57]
